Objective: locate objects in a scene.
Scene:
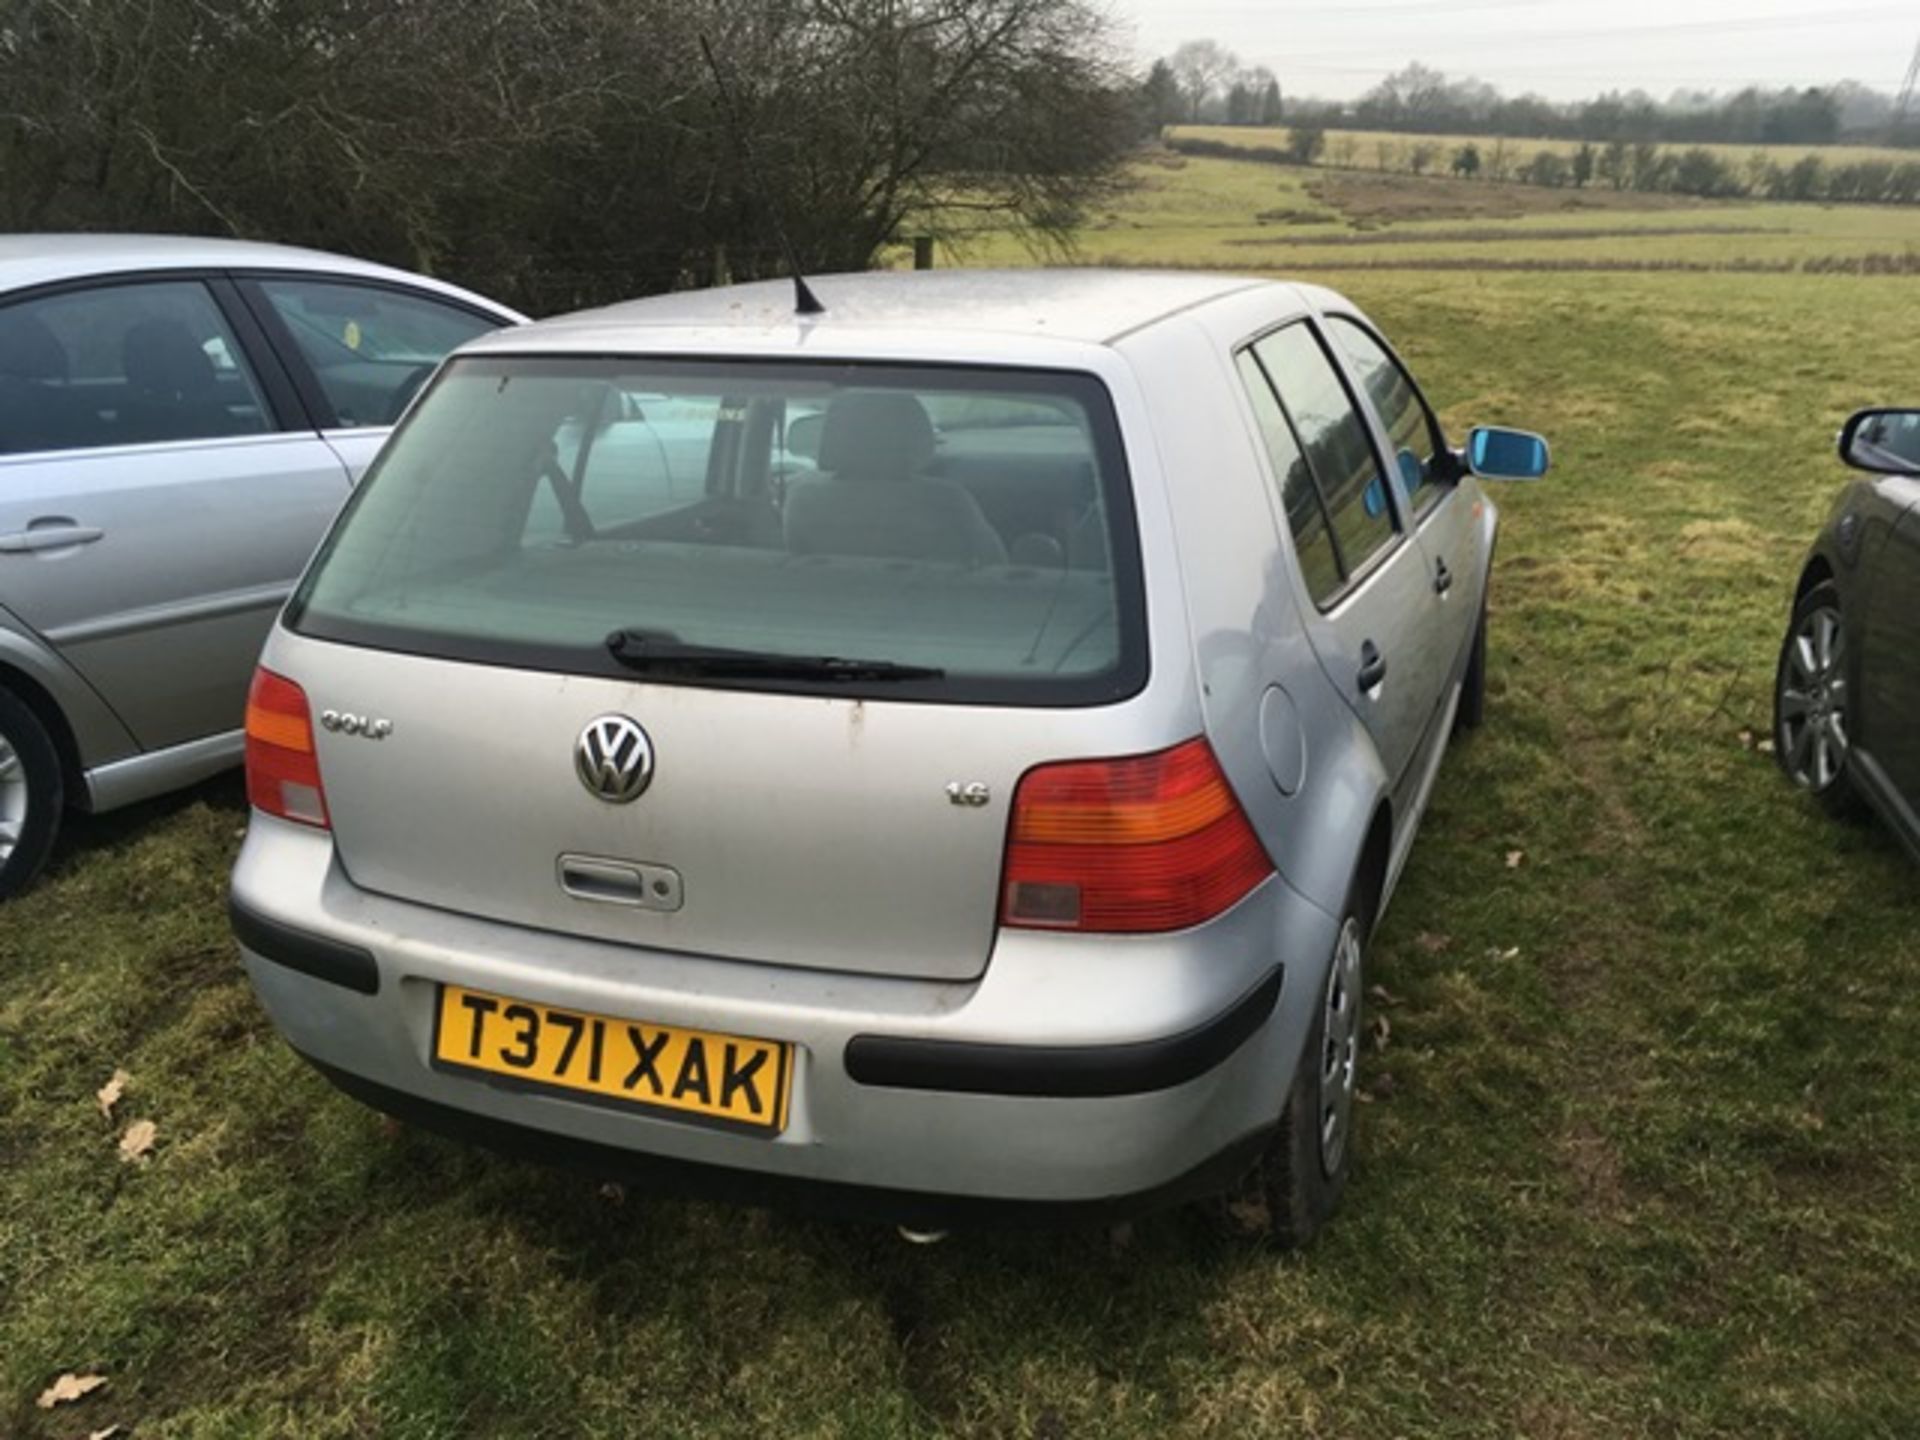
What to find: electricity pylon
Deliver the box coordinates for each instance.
[1893,37,1920,143]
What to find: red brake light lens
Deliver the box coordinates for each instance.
[245,668,329,829]
[1000,738,1273,933]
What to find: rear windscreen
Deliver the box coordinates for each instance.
[289,356,1147,705]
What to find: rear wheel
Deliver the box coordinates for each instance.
[1247,901,1367,1248]
[1775,580,1867,820]
[0,687,63,901]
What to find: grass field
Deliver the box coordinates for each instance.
[5,152,1920,1438]
[1174,123,1920,173]
[950,148,1920,275]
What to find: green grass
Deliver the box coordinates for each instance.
[948,150,1920,274]
[6,161,1920,1438]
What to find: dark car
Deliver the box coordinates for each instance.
[1773,408,1920,858]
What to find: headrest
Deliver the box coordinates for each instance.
[817,391,936,481]
[0,310,69,382]
[123,317,216,398]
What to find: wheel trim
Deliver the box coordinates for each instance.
[1317,916,1363,1176]
[1779,604,1850,794]
[0,730,27,867]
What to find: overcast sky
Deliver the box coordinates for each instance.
[1114,0,1916,102]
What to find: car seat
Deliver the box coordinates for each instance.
[783,391,1007,566]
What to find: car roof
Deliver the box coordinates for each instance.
[0,233,522,318]
[473,268,1293,352]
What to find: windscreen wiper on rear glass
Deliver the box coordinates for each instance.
[605,629,945,682]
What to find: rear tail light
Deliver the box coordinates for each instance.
[1000,737,1273,934]
[245,668,329,829]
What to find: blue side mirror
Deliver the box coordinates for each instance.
[1363,475,1387,518]
[1467,426,1550,480]
[1395,447,1424,492]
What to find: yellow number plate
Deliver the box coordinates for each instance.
[431,984,792,1135]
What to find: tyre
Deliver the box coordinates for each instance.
[1455,603,1488,732]
[0,687,63,901]
[1246,897,1367,1249]
[1774,580,1868,821]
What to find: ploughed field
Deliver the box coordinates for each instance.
[3,150,1918,1437]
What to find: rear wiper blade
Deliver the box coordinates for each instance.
[605,629,944,681]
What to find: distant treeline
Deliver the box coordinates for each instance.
[1146,57,1902,150]
[1169,133,1920,208]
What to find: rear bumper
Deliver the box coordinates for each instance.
[232,816,1340,1213]
[301,1051,1274,1228]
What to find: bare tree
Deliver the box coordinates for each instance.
[1167,39,1238,124]
[0,0,1138,312]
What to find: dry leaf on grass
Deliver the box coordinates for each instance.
[1504,849,1526,870]
[1737,726,1757,751]
[35,1372,106,1408]
[1371,1015,1392,1052]
[95,1070,129,1120]
[88,1426,126,1440]
[1367,982,1402,1007]
[1413,931,1452,955]
[117,1119,157,1166]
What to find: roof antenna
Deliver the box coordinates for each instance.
[698,33,826,317]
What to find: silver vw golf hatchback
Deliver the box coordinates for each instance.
[231,270,1547,1242]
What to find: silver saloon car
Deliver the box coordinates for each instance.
[0,234,523,896]
[230,270,1547,1243]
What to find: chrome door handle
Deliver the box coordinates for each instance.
[0,524,105,553]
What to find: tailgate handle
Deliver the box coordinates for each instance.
[558,854,683,912]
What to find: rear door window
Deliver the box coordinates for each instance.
[1235,350,1343,604]
[292,357,1146,706]
[1249,324,1401,585]
[0,280,272,454]
[255,278,501,428]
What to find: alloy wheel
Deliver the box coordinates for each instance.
[1318,916,1364,1175]
[1779,604,1850,793]
[0,729,27,868]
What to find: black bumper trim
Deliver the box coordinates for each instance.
[301,1052,1271,1229]
[231,897,379,996]
[843,967,1283,1098]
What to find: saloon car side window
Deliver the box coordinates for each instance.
[256,278,500,429]
[0,281,273,456]
[1251,323,1401,583]
[1328,316,1448,515]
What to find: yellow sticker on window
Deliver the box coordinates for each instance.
[344,320,362,350]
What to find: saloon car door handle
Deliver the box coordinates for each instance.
[0,522,105,554]
[1357,640,1388,692]
[1433,557,1453,595]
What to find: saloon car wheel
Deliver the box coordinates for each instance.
[1775,581,1867,820]
[0,687,63,901]
[1245,898,1367,1249]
